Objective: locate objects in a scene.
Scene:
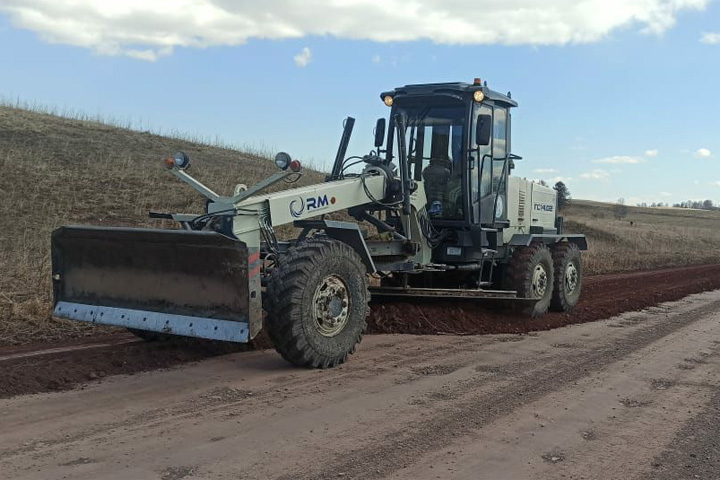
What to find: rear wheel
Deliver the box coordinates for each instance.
[550,243,583,312]
[265,238,370,368]
[504,243,554,317]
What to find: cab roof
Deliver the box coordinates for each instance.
[381,81,518,108]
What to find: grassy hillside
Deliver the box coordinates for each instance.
[1,105,719,345]
[0,105,323,344]
[564,200,720,274]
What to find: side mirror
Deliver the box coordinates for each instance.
[475,114,491,146]
[374,118,386,148]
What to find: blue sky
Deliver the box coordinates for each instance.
[1,1,719,205]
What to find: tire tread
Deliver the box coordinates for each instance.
[265,238,369,368]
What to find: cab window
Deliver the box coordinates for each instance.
[492,107,508,192]
[472,104,493,199]
[397,105,466,220]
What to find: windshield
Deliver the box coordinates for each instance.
[394,104,466,220]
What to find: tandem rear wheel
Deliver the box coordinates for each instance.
[550,242,583,312]
[504,241,583,316]
[264,238,370,368]
[504,243,555,317]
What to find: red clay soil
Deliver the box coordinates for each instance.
[367,264,720,335]
[0,335,270,399]
[2,264,720,399]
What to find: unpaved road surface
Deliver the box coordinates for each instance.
[2,290,720,479]
[4,263,720,399]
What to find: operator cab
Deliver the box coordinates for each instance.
[380,80,518,229]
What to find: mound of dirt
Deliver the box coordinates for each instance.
[0,334,272,399]
[366,264,720,335]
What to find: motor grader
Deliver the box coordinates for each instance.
[51,80,587,368]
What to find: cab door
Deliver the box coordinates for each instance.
[472,103,492,224]
[477,104,509,226]
[489,106,509,226]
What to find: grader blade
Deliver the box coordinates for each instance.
[51,226,260,342]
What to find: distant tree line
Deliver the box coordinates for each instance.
[673,199,717,210]
[635,202,669,208]
[635,199,717,211]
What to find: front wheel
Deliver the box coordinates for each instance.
[265,238,370,368]
[550,243,583,312]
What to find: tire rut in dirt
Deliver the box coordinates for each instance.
[641,386,720,480]
[281,297,720,480]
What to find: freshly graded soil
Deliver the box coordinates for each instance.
[367,264,720,335]
[1,264,719,399]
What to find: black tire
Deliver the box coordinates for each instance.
[550,242,583,312]
[265,238,370,368]
[127,329,171,342]
[504,243,555,317]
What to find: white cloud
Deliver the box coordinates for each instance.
[579,169,611,180]
[591,155,646,164]
[534,168,558,173]
[372,55,381,64]
[715,181,720,187]
[660,191,673,197]
[701,32,720,44]
[0,0,709,60]
[293,47,312,68]
[644,149,659,157]
[696,148,712,158]
[551,176,573,183]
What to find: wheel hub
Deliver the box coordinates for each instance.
[531,265,548,298]
[565,262,579,294]
[312,275,350,337]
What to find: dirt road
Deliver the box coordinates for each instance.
[2,289,720,479]
[4,263,720,399]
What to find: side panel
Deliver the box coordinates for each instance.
[504,177,529,237]
[530,183,557,232]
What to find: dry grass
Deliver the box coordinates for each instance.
[563,200,720,275]
[1,105,719,345]
[0,104,323,345]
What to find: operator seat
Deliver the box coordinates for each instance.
[422,130,452,217]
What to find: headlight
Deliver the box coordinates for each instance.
[274,152,292,170]
[495,195,504,218]
[473,90,485,103]
[383,95,394,107]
